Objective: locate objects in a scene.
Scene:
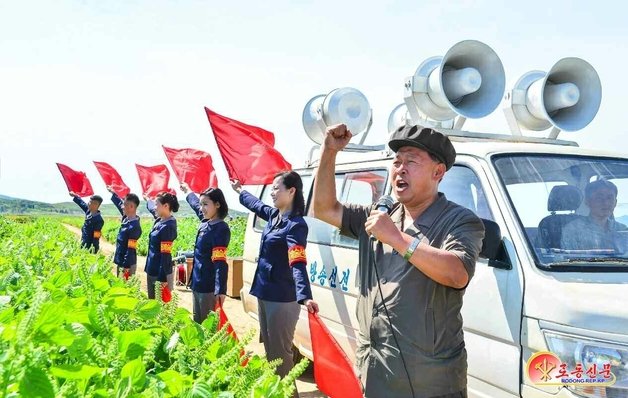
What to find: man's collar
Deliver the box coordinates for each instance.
[414,193,448,229]
[392,193,448,232]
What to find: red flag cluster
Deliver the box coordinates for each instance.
[58,107,292,198]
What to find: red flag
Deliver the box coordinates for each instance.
[93,161,131,198]
[204,107,292,185]
[161,285,172,303]
[162,146,218,193]
[215,301,238,340]
[308,312,362,398]
[215,301,249,365]
[56,163,94,197]
[135,164,175,198]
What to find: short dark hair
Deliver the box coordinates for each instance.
[156,192,179,213]
[274,171,305,217]
[585,179,618,200]
[200,188,229,219]
[124,193,140,207]
[90,195,103,205]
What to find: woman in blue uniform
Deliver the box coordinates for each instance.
[181,183,231,323]
[107,186,142,279]
[231,171,318,379]
[143,192,178,299]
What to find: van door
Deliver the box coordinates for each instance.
[441,157,523,398]
[293,166,390,360]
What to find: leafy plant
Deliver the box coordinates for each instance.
[0,216,304,397]
[97,217,246,258]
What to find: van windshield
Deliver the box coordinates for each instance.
[493,154,628,269]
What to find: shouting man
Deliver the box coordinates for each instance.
[311,124,485,398]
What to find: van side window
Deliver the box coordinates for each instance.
[306,170,388,249]
[440,166,493,220]
[253,175,313,231]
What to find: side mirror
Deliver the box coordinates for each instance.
[480,219,512,270]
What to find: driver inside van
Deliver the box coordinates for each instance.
[561,179,628,253]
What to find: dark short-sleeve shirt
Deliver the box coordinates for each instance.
[340,193,485,398]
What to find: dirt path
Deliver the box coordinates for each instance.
[62,224,323,397]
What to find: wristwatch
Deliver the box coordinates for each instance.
[403,237,421,260]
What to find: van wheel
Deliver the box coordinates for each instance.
[292,344,304,365]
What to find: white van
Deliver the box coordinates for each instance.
[240,130,628,397]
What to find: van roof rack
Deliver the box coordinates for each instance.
[305,143,387,166]
[439,129,579,147]
[304,129,577,166]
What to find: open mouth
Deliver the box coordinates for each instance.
[395,179,409,190]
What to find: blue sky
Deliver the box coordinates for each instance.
[1,0,626,209]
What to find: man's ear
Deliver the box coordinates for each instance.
[434,163,446,181]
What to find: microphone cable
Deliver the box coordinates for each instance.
[368,235,416,398]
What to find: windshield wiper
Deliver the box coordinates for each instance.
[547,257,628,267]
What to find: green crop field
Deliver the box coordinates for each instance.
[60,216,247,259]
[0,216,304,397]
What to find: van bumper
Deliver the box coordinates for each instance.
[521,384,581,397]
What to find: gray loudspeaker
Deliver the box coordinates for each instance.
[302,94,326,145]
[508,58,602,132]
[387,103,410,134]
[404,40,506,122]
[302,88,372,145]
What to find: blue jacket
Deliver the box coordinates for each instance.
[73,197,104,253]
[111,194,142,268]
[144,200,177,282]
[240,190,312,303]
[186,193,231,295]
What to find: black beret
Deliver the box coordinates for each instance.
[388,125,456,170]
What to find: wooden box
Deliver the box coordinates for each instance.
[226,257,243,298]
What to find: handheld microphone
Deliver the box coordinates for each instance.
[375,195,395,214]
[370,195,395,243]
